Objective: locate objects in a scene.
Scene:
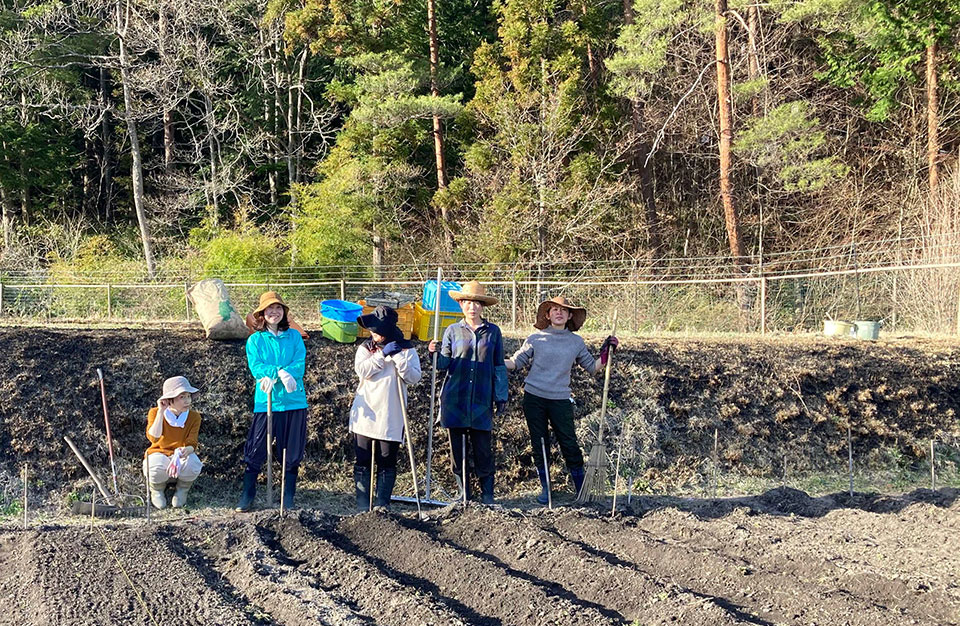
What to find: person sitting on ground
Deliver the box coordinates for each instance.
[145,376,203,509]
[428,281,508,505]
[350,305,422,512]
[504,296,618,504]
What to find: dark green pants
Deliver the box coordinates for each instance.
[523,391,584,472]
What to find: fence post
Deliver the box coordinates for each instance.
[106,284,112,319]
[184,282,191,321]
[340,279,346,301]
[0,281,4,315]
[956,285,960,336]
[633,278,639,333]
[759,276,767,335]
[511,280,517,332]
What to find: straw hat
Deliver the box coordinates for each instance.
[157,376,199,401]
[449,281,498,306]
[534,296,587,331]
[253,291,288,315]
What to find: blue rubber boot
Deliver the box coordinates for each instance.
[569,466,586,498]
[375,468,396,509]
[235,471,257,512]
[536,467,550,505]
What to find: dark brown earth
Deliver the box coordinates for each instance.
[0,491,958,625]
[1,328,959,624]
[1,327,959,504]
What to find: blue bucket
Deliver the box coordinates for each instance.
[320,299,364,323]
[422,280,463,313]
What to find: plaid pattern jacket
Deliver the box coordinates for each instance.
[436,319,508,430]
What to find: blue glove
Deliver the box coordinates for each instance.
[382,341,402,357]
[495,401,508,415]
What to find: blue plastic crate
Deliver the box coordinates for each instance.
[320,299,364,323]
[422,280,463,313]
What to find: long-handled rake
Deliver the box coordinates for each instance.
[576,310,618,504]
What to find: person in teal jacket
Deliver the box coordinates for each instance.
[236,291,308,511]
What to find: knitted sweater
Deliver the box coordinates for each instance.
[145,408,201,457]
[510,327,599,400]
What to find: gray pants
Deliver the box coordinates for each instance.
[143,452,203,485]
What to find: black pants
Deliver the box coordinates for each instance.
[523,392,583,472]
[354,434,400,471]
[448,428,494,479]
[243,408,307,474]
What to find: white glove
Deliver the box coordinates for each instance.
[277,369,297,393]
[259,376,275,394]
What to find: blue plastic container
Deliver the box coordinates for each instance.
[422,280,463,313]
[320,299,364,323]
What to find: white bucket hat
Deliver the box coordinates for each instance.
[158,376,199,402]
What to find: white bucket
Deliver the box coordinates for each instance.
[823,320,854,337]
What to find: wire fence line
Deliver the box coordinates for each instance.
[3,258,960,334]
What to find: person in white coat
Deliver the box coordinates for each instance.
[350,305,422,511]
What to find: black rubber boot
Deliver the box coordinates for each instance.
[480,475,495,505]
[569,465,586,497]
[282,469,298,510]
[375,468,397,509]
[235,471,258,512]
[536,467,550,505]
[354,466,371,512]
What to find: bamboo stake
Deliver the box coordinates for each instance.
[541,437,552,510]
[90,489,96,532]
[425,267,442,500]
[22,464,27,529]
[712,428,719,497]
[462,436,468,508]
[280,448,288,518]
[266,390,273,508]
[847,421,854,497]
[931,439,936,491]
[369,448,376,512]
[145,474,150,522]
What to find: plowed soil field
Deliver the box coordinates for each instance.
[1,489,958,625]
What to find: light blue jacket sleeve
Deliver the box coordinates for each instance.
[246,333,278,381]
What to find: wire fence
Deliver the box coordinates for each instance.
[3,235,960,333]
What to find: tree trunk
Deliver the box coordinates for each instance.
[159,2,174,174]
[747,4,760,116]
[623,0,659,260]
[118,1,156,278]
[926,33,939,198]
[715,0,745,265]
[286,47,296,187]
[294,48,308,186]
[372,232,384,279]
[203,93,220,224]
[0,184,14,251]
[427,0,452,254]
[258,26,278,205]
[99,67,114,221]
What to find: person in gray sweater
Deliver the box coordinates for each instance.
[505,296,617,504]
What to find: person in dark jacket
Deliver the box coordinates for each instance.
[428,281,508,504]
[505,296,617,504]
[236,291,308,512]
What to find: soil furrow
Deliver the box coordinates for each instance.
[0,531,47,626]
[171,518,371,626]
[325,511,624,626]
[267,513,470,626]
[552,509,958,626]
[33,524,263,625]
[424,507,758,625]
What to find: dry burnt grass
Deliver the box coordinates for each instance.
[0,327,958,504]
[1,328,960,625]
[0,496,958,625]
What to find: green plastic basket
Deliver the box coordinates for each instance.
[321,316,359,343]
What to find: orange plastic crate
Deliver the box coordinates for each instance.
[356,300,415,340]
